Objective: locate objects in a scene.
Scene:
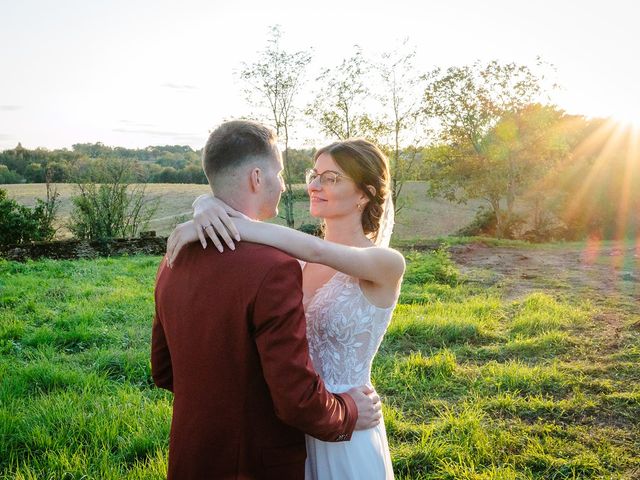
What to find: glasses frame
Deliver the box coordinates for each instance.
[305,168,353,186]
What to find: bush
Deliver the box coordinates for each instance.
[0,188,59,245]
[297,222,322,236]
[456,206,525,239]
[68,160,157,240]
[403,249,459,286]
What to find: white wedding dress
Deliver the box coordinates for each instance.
[302,266,396,480]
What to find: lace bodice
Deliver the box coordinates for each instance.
[303,270,397,392]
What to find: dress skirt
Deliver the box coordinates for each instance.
[304,382,394,480]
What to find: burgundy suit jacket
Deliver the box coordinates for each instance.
[151,242,357,480]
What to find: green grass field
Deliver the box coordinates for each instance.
[1,245,639,479]
[3,182,483,241]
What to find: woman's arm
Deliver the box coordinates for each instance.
[234,219,405,287]
[166,216,404,288]
[168,195,405,286]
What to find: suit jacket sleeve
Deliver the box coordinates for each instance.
[252,257,357,441]
[151,260,174,392]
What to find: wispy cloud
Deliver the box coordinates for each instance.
[0,133,15,140]
[161,83,197,91]
[0,105,22,111]
[118,119,156,128]
[113,127,203,142]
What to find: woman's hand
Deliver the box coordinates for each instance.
[166,196,246,268]
[166,220,201,268]
[192,195,245,250]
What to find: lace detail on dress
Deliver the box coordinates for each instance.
[305,272,396,390]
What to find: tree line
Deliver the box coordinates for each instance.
[0,142,320,185]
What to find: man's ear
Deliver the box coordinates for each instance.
[249,167,262,192]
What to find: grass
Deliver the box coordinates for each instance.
[1,249,639,478]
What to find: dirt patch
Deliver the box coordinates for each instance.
[449,243,640,355]
[449,243,640,302]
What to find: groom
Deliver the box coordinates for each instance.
[152,120,381,480]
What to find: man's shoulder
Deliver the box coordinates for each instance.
[157,242,300,294]
[181,241,298,270]
[234,242,301,274]
[162,242,299,281]
[238,242,296,261]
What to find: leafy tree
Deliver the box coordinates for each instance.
[422,59,558,237]
[0,165,24,184]
[0,142,204,185]
[24,163,45,182]
[307,47,386,141]
[284,148,314,183]
[377,40,427,212]
[239,25,311,228]
[550,118,640,239]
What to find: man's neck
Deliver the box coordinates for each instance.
[215,192,259,220]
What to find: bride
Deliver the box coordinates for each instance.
[167,138,404,479]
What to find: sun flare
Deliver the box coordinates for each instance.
[609,103,640,129]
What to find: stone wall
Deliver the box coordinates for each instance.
[0,235,167,262]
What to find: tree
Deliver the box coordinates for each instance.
[0,165,24,184]
[549,117,640,240]
[377,40,427,212]
[422,59,558,237]
[485,104,570,238]
[24,163,45,182]
[307,47,386,142]
[239,25,311,228]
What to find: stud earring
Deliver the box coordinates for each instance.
[357,203,362,211]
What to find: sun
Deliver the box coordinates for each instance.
[609,102,640,129]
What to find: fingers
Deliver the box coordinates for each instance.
[197,223,207,249]
[211,217,236,250]
[220,214,241,241]
[166,230,182,268]
[204,225,224,252]
[193,213,209,249]
[367,412,382,428]
[194,205,240,250]
[368,402,382,428]
[170,237,186,267]
[370,411,382,427]
[350,385,384,430]
[166,232,175,266]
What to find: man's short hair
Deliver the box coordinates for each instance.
[202,120,277,183]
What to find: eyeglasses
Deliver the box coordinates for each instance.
[305,169,352,186]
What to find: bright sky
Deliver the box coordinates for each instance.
[1,0,638,151]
